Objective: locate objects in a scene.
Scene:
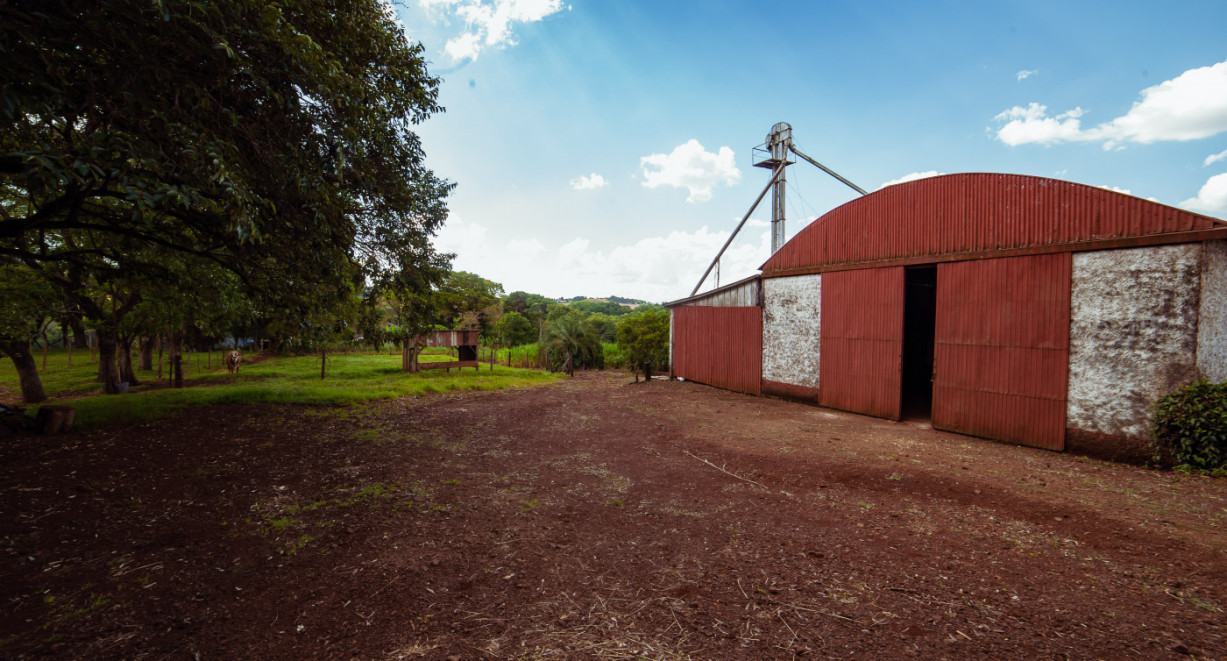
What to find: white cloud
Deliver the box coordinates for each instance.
[570,173,608,190]
[992,60,1227,148]
[994,103,1089,146]
[444,32,483,61]
[433,214,489,257]
[507,238,545,258]
[640,139,741,203]
[549,224,771,301]
[431,212,773,301]
[877,170,944,190]
[427,0,568,62]
[1206,150,1227,167]
[1016,69,1037,81]
[1180,172,1227,214]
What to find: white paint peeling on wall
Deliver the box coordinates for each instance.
[762,274,822,388]
[1197,240,1227,382]
[1067,244,1202,439]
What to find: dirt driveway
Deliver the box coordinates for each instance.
[2,371,1226,659]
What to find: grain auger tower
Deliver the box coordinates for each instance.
[692,123,869,296]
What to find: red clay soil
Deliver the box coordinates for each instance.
[2,371,1226,659]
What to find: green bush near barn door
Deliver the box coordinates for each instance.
[1152,380,1227,472]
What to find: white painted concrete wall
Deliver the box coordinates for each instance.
[1067,244,1202,439]
[1197,240,1227,382]
[762,274,822,389]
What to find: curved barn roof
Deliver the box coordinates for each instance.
[761,173,1227,277]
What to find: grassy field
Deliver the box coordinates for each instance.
[0,348,560,431]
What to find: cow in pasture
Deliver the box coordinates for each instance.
[225,350,242,375]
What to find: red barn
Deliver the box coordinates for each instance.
[667,174,1227,461]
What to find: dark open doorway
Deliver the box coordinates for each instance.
[901,265,937,420]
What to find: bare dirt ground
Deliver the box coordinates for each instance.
[2,370,1226,659]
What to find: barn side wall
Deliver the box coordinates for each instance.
[762,274,822,400]
[1065,243,1202,461]
[1197,240,1227,382]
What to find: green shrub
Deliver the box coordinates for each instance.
[615,308,670,372]
[603,342,627,370]
[1152,380,1227,470]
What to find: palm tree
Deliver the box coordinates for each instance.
[538,312,603,376]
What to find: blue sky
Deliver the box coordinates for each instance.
[393,0,1227,302]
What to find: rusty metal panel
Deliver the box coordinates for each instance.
[762,173,1224,276]
[671,306,762,395]
[932,254,1071,450]
[819,267,904,419]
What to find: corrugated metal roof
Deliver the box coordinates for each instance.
[761,173,1227,276]
[664,274,761,308]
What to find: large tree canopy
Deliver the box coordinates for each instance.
[0,0,452,306]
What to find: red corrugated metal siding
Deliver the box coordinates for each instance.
[932,254,1071,450]
[672,306,762,395]
[762,174,1222,275]
[819,267,904,420]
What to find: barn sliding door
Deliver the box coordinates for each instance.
[932,254,1071,450]
[819,267,905,420]
[672,306,762,395]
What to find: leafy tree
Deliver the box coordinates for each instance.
[495,311,536,347]
[0,263,58,402]
[616,308,670,381]
[585,313,620,343]
[538,310,603,377]
[436,271,503,332]
[384,259,450,372]
[2,0,452,332]
[504,291,554,331]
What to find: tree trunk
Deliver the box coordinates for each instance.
[40,329,49,372]
[68,315,87,350]
[118,337,139,386]
[0,340,47,403]
[169,331,184,388]
[66,336,72,367]
[138,335,154,371]
[157,334,164,380]
[643,362,652,382]
[96,332,120,394]
[320,348,327,379]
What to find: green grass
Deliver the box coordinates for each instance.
[492,343,543,368]
[489,342,629,370]
[0,348,560,431]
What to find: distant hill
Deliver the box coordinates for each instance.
[557,295,655,308]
